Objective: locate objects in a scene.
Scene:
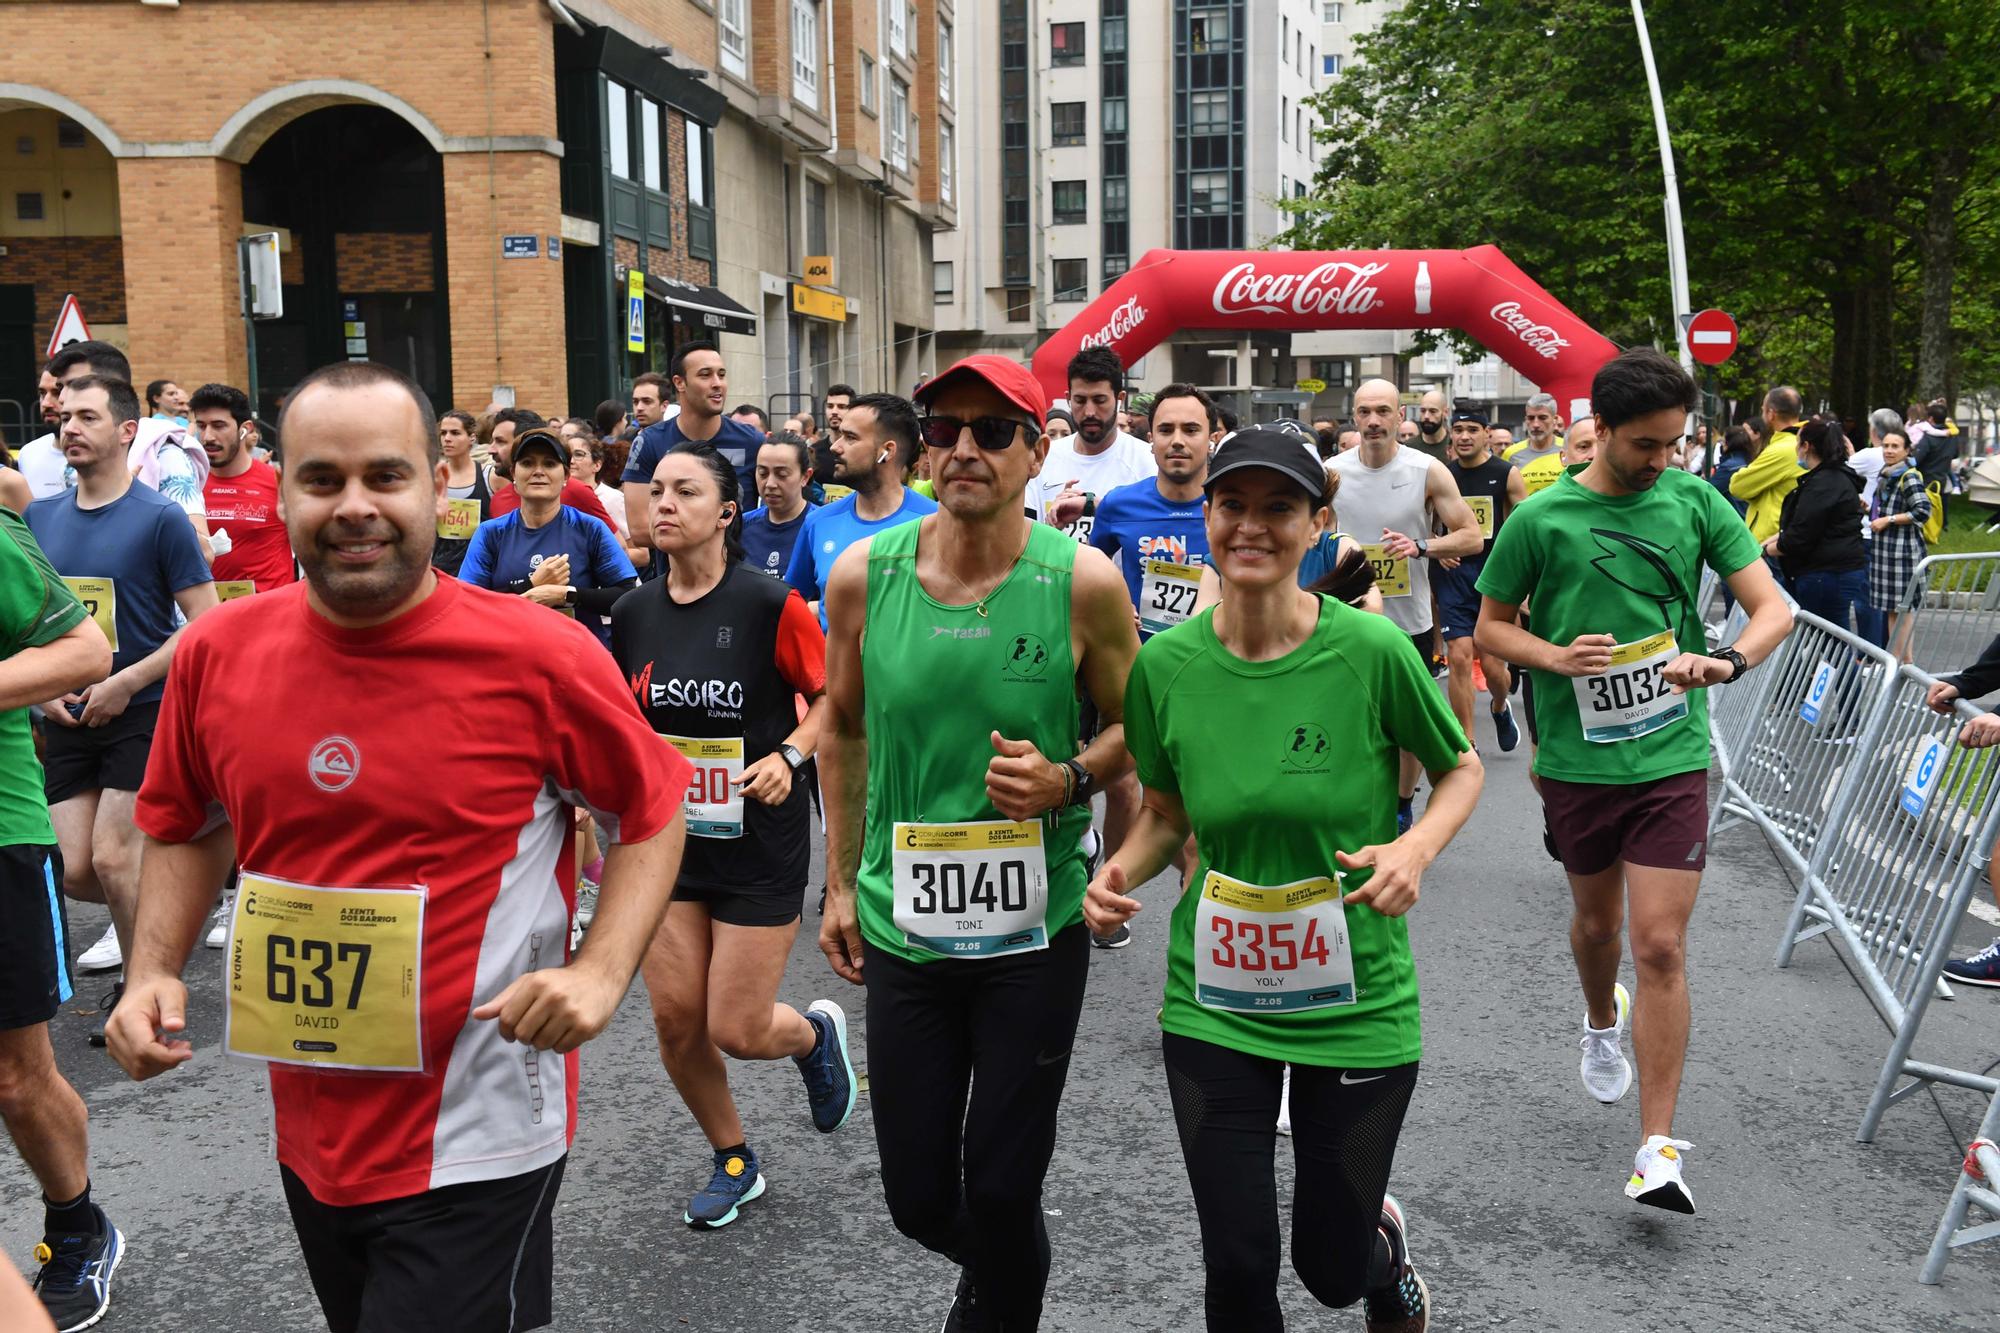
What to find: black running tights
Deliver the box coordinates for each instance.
[1163,1032,1419,1332]
[864,923,1091,1332]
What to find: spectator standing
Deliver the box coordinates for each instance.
[1866,428,1933,661]
[1732,386,1806,544]
[1765,419,1866,631]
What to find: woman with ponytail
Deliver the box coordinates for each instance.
[608,442,855,1233]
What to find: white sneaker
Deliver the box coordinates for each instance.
[575,879,599,929]
[76,925,122,972]
[204,890,235,949]
[1276,1065,1293,1136]
[1579,981,1633,1104]
[1625,1135,1695,1213]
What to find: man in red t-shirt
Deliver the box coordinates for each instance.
[484,406,614,528]
[191,383,296,597]
[109,363,690,1333]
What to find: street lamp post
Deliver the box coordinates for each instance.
[1630,0,1694,379]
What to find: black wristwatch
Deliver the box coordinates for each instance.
[778,743,806,772]
[1414,537,1431,559]
[1712,646,1749,683]
[1064,758,1098,808]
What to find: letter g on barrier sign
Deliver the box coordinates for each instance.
[1799,661,1834,726]
[1900,737,1946,818]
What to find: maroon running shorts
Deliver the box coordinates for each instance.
[1538,769,1710,877]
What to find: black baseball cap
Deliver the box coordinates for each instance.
[1203,426,1328,498]
[1451,406,1489,428]
[510,427,570,470]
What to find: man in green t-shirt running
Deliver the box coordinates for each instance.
[1475,348,1792,1214]
[818,354,1139,1330]
[0,509,127,1332]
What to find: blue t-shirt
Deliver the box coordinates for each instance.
[458,507,637,646]
[25,483,211,705]
[740,505,812,582]
[1090,480,1210,635]
[785,487,939,628]
[1298,531,1347,589]
[622,415,766,497]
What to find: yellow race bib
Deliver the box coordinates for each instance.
[1358,544,1412,597]
[62,577,117,652]
[437,498,482,541]
[224,874,427,1073]
[1464,495,1495,539]
[216,580,257,602]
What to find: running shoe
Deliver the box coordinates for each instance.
[684,1147,766,1229]
[75,926,120,973]
[1363,1194,1429,1332]
[204,889,235,949]
[574,878,599,929]
[31,1204,124,1332]
[1492,704,1520,753]
[1942,937,2000,988]
[1624,1136,1695,1213]
[1091,924,1132,950]
[87,982,122,1050]
[1396,798,1414,836]
[796,1000,856,1134]
[1276,1065,1293,1136]
[1579,982,1633,1104]
[939,1269,993,1333]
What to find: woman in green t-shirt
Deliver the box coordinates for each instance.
[1085,427,1483,1333]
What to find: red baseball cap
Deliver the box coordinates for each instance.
[913,355,1046,429]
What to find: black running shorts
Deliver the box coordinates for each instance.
[282,1157,565,1333]
[0,843,71,1030]
[41,701,161,805]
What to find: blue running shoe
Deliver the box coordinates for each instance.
[1396,798,1414,836]
[1943,937,2000,988]
[1492,704,1520,753]
[685,1148,766,1229]
[797,1000,857,1133]
[32,1204,124,1332]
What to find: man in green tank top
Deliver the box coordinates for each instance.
[819,355,1139,1331]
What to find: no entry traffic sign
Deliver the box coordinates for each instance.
[1686,308,1738,366]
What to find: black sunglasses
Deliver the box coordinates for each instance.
[919,414,1034,451]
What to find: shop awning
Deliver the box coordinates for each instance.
[644,274,758,337]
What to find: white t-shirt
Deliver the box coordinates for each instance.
[1027,429,1156,542]
[16,433,66,499]
[596,481,631,539]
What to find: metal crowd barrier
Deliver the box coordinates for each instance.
[1921,1092,2000,1283]
[1897,553,2000,674]
[1708,609,1899,879]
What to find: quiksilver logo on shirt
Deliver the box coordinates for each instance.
[308,736,361,792]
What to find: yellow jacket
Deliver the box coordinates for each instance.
[1730,427,1803,541]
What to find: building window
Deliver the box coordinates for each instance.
[1051,102,1087,146]
[1323,1,1343,21]
[55,118,87,150]
[938,20,954,102]
[940,121,954,202]
[1103,16,1126,54]
[933,261,954,302]
[1190,5,1229,52]
[1006,288,1032,322]
[1103,177,1128,220]
[1295,29,1303,72]
[606,80,631,179]
[1104,256,1127,283]
[1189,170,1231,214]
[860,54,878,114]
[887,0,907,57]
[1323,53,1342,76]
[792,0,821,108]
[1296,108,1304,146]
[640,97,662,190]
[687,121,711,207]
[15,192,44,222]
[1189,89,1230,134]
[1295,179,1308,198]
[720,0,748,78]
[806,175,828,256]
[1051,21,1085,66]
[1281,96,1288,141]
[1053,180,1088,224]
[1052,259,1089,302]
[888,77,909,170]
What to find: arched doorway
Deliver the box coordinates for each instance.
[240,105,449,420]
[0,104,123,446]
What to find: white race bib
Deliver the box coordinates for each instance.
[1140,558,1203,634]
[1572,631,1687,743]
[892,820,1049,957]
[663,736,745,838]
[1194,870,1356,1013]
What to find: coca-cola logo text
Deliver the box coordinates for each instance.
[1212,261,1388,317]
[1079,296,1146,349]
[1489,301,1571,360]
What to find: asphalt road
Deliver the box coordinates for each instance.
[8,712,2000,1332]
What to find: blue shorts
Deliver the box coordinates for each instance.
[1435,558,1484,641]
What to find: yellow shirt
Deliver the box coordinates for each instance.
[1520,452,1567,495]
[1729,428,1802,541]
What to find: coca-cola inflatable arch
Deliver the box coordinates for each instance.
[1032,246,1619,422]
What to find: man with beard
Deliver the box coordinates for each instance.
[15,363,67,499]
[192,384,295,599]
[1504,393,1564,470]
[1030,347,1156,538]
[785,393,936,629]
[1409,389,1452,463]
[1475,348,1790,1215]
[621,342,764,521]
[108,360,690,1333]
[1437,406,1525,753]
